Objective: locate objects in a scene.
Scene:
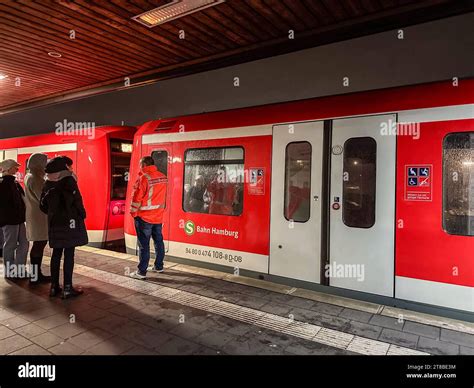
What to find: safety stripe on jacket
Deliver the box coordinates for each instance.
[136,173,166,212]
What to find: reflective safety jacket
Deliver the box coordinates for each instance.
[130,165,167,224]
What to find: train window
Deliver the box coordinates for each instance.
[152,150,168,176]
[443,132,474,236]
[183,147,244,216]
[110,139,132,200]
[342,137,376,228]
[284,142,311,223]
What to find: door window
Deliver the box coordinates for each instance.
[342,137,377,228]
[151,150,168,176]
[284,142,311,222]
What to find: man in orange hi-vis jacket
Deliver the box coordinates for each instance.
[129,156,167,280]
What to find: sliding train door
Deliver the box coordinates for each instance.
[329,115,396,296]
[142,143,173,252]
[269,121,324,283]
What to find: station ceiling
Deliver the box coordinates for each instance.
[0,0,472,114]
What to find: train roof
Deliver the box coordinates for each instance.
[136,79,474,137]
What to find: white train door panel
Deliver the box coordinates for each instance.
[329,114,396,297]
[270,121,324,283]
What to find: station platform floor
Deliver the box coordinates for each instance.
[0,247,473,356]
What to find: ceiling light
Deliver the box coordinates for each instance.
[133,0,225,28]
[0,74,8,80]
[48,52,62,58]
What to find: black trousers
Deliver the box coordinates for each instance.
[30,240,47,258]
[51,247,75,286]
[30,240,48,274]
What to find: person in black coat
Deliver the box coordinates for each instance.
[40,156,88,299]
[0,159,29,280]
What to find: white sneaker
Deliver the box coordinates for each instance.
[148,266,164,273]
[129,271,146,280]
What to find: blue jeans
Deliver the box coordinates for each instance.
[134,217,165,275]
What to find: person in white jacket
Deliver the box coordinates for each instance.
[24,153,51,284]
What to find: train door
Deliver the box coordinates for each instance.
[329,114,396,296]
[143,143,172,252]
[105,139,134,247]
[269,121,324,283]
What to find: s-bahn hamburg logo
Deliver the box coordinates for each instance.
[184,220,195,236]
[182,220,240,239]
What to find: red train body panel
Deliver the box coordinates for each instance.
[126,80,474,313]
[0,126,136,248]
[396,119,474,288]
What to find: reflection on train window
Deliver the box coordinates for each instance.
[183,147,244,216]
[343,137,376,228]
[284,142,311,222]
[110,139,132,200]
[152,150,168,176]
[443,132,473,236]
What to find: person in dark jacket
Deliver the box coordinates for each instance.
[0,159,29,279]
[187,175,208,213]
[40,156,88,299]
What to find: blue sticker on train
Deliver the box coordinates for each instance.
[419,167,430,177]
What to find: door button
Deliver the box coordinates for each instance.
[313,195,319,201]
[332,203,340,210]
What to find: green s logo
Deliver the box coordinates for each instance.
[184,220,195,236]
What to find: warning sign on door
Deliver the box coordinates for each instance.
[405,165,432,201]
[248,168,265,195]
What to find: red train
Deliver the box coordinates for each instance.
[0,125,136,248]
[125,80,474,313]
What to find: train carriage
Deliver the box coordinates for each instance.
[0,126,136,249]
[124,80,473,313]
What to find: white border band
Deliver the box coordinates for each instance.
[18,143,77,155]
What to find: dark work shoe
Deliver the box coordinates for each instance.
[61,285,84,299]
[49,285,62,297]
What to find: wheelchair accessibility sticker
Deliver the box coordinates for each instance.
[405,165,432,201]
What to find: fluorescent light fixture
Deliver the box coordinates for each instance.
[121,143,133,153]
[0,74,8,80]
[132,0,225,28]
[48,52,62,58]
